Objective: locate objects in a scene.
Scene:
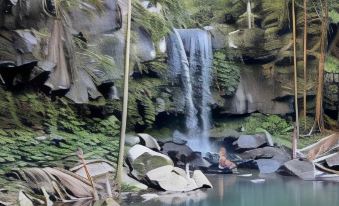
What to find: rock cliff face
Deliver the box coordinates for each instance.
[0,0,339,174]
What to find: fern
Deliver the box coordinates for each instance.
[213,51,240,96]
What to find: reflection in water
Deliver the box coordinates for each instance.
[123,172,339,206]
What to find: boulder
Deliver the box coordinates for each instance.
[161,141,195,164]
[127,145,173,180]
[325,153,339,167]
[192,170,213,189]
[223,68,292,115]
[189,152,212,170]
[146,165,197,192]
[134,27,156,62]
[203,24,236,50]
[284,159,315,180]
[122,167,148,191]
[233,134,267,149]
[125,135,141,147]
[239,147,291,164]
[137,133,161,151]
[255,159,281,174]
[145,165,212,192]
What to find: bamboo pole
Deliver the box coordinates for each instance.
[303,0,307,130]
[116,0,132,190]
[315,0,328,132]
[292,0,300,139]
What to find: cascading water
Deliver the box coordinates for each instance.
[167,29,213,153]
[247,0,252,29]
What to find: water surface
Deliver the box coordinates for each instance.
[123,172,339,206]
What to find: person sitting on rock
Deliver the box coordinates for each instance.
[218,147,237,170]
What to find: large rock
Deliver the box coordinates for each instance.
[223,68,292,115]
[255,159,281,174]
[240,147,290,163]
[145,165,212,192]
[137,133,161,151]
[239,146,291,173]
[122,167,148,191]
[134,27,156,62]
[204,24,236,50]
[127,145,173,180]
[161,141,195,164]
[233,134,267,149]
[284,159,315,180]
[325,153,339,167]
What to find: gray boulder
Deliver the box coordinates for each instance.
[325,153,339,167]
[145,165,212,192]
[284,159,315,180]
[137,133,161,151]
[127,145,173,180]
[255,159,281,174]
[234,134,267,149]
[161,142,195,164]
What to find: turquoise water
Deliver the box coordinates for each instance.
[124,172,339,206]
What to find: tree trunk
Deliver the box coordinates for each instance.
[315,0,328,132]
[303,0,307,130]
[116,0,132,190]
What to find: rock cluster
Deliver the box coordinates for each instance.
[124,134,213,192]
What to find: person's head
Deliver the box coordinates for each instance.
[219,147,226,156]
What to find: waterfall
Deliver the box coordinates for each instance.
[167,29,213,153]
[247,0,252,29]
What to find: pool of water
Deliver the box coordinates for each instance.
[123,171,339,206]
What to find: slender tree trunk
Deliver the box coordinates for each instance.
[292,0,300,138]
[116,0,132,190]
[303,0,308,130]
[315,0,328,132]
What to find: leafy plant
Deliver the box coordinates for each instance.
[244,114,293,136]
[213,51,240,96]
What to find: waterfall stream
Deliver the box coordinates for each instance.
[167,29,213,153]
[247,0,252,29]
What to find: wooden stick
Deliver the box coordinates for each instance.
[77,148,99,200]
[292,0,300,139]
[303,0,308,130]
[116,0,132,191]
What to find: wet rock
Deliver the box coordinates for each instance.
[127,145,173,180]
[325,153,339,167]
[189,152,212,170]
[134,27,156,62]
[204,24,236,50]
[284,159,315,180]
[161,142,195,165]
[239,147,290,164]
[233,134,267,149]
[223,68,292,115]
[255,159,281,174]
[145,165,212,192]
[146,165,197,192]
[192,170,213,189]
[137,133,161,151]
[122,167,148,191]
[125,135,140,147]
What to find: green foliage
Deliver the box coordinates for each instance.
[150,0,192,28]
[325,55,339,73]
[213,51,240,96]
[127,78,165,128]
[132,0,171,42]
[244,114,293,136]
[329,10,339,23]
